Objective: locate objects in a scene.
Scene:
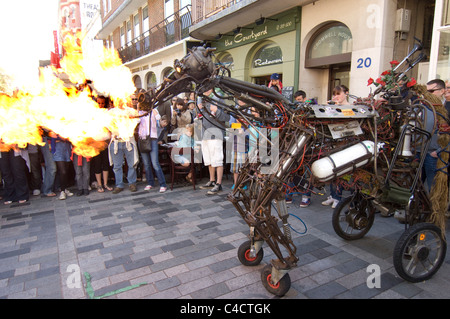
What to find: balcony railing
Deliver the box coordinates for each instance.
[192,0,243,24]
[118,5,192,64]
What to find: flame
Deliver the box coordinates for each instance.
[0,31,139,157]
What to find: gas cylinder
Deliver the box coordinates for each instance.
[311,141,376,182]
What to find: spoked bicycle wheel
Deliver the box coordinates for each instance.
[393,222,447,282]
[332,192,375,240]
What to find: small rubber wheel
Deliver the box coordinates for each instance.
[260,264,291,297]
[237,240,264,266]
[393,222,447,282]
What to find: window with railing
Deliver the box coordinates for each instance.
[117,5,192,64]
[193,0,242,23]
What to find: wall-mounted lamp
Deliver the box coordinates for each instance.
[232,26,253,34]
[215,33,234,40]
[255,17,278,26]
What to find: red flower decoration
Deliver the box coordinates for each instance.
[367,78,374,86]
[407,78,417,87]
[376,77,386,86]
[381,70,390,76]
[390,60,399,67]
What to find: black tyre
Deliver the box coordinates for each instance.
[237,240,264,266]
[393,222,447,282]
[260,264,291,297]
[332,194,375,240]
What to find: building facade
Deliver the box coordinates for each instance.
[58,0,104,57]
[96,0,199,91]
[94,0,447,104]
[190,0,439,104]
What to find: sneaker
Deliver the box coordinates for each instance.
[159,187,167,193]
[32,189,40,196]
[129,184,137,192]
[321,196,334,206]
[65,189,73,197]
[59,191,66,200]
[207,183,222,195]
[112,187,124,194]
[331,199,340,209]
[300,196,311,208]
[144,185,153,191]
[200,180,216,189]
[285,197,293,204]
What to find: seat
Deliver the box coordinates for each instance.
[170,147,196,190]
[158,146,171,174]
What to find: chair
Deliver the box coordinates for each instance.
[158,146,171,174]
[170,147,196,190]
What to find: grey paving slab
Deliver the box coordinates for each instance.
[0,179,449,300]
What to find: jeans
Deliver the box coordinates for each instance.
[40,137,57,195]
[109,142,137,188]
[330,184,342,201]
[422,153,438,191]
[0,151,29,202]
[140,139,167,188]
[73,154,90,190]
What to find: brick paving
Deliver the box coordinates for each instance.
[0,178,449,299]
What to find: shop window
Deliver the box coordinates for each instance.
[437,29,450,80]
[133,75,142,89]
[252,44,283,68]
[146,72,157,90]
[217,52,234,70]
[162,67,175,82]
[306,23,352,68]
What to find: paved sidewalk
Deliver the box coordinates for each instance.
[0,178,449,299]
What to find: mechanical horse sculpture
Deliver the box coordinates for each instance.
[137,40,448,296]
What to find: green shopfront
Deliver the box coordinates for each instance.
[210,8,301,96]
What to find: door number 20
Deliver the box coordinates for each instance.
[357,57,372,69]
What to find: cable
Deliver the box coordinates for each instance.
[288,213,308,235]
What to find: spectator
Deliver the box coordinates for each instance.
[91,95,113,192]
[171,98,193,130]
[172,124,195,183]
[138,107,168,193]
[288,90,312,207]
[421,79,446,190]
[49,132,74,200]
[294,90,307,103]
[108,101,140,194]
[187,100,197,120]
[40,133,57,197]
[268,73,283,93]
[321,85,349,208]
[0,147,30,204]
[198,89,230,195]
[27,144,42,196]
[72,152,90,196]
[157,115,170,145]
[157,98,174,132]
[229,100,248,190]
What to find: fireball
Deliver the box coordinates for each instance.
[0,31,138,157]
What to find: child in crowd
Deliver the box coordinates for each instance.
[172,124,195,183]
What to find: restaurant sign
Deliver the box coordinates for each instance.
[213,12,297,51]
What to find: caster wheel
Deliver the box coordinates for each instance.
[393,222,446,282]
[261,264,291,297]
[237,240,264,266]
[332,193,375,240]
